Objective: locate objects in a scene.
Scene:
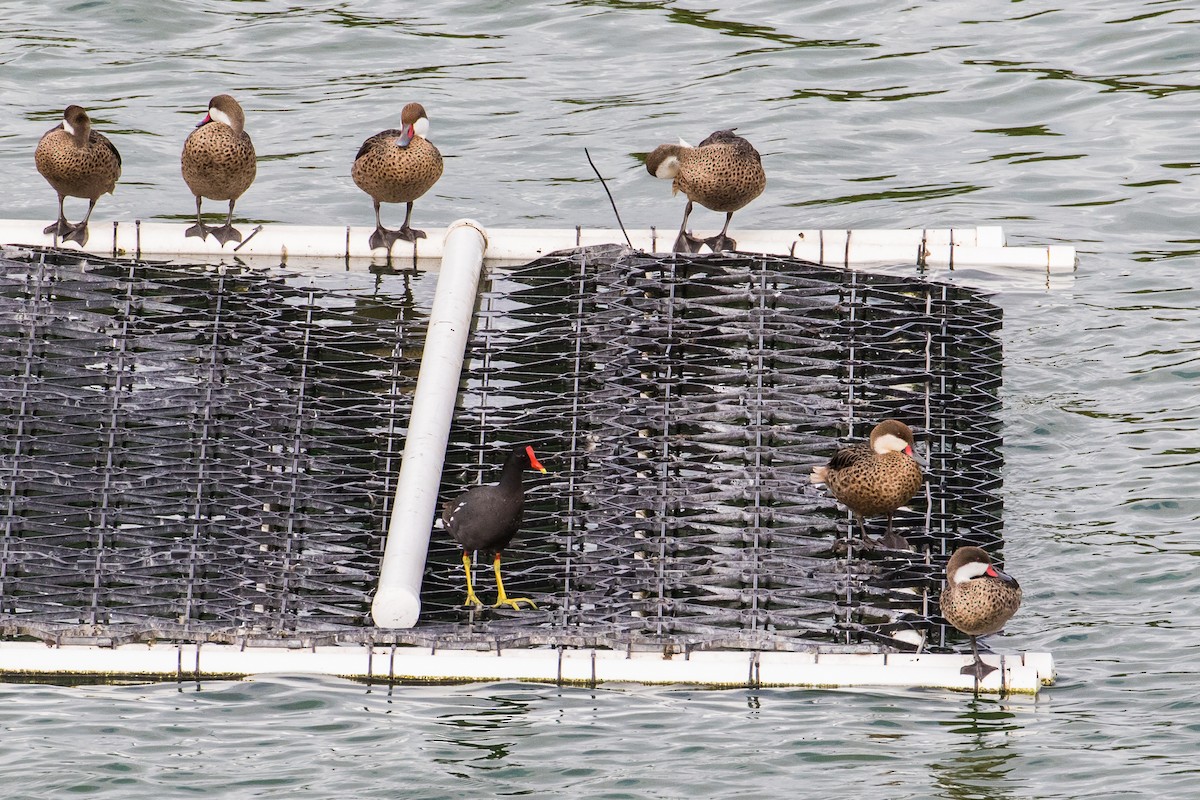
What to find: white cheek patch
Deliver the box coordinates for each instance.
[952,560,990,584]
[677,137,691,148]
[63,118,77,136]
[209,106,235,128]
[655,154,681,179]
[873,433,910,454]
[412,116,430,139]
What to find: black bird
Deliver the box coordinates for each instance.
[444,444,547,609]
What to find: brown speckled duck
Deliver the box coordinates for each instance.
[940,546,1022,681]
[809,419,923,550]
[352,102,444,251]
[181,94,257,246]
[34,105,122,246]
[645,128,765,253]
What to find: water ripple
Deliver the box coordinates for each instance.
[3,1,1200,797]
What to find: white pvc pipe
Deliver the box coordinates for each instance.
[0,218,1076,274]
[0,640,1056,694]
[370,219,488,628]
[808,242,1077,271]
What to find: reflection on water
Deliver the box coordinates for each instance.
[432,692,535,764]
[932,698,1024,800]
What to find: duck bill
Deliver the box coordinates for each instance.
[525,445,547,474]
[904,444,928,469]
[195,113,212,129]
[986,564,1020,588]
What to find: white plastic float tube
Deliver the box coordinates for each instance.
[0,218,1076,273]
[370,219,488,628]
[0,640,1057,695]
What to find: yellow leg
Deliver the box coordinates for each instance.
[461,552,483,608]
[492,554,536,610]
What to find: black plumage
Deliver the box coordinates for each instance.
[444,444,547,609]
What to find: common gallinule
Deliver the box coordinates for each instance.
[809,419,923,550]
[181,94,257,246]
[940,546,1022,681]
[644,127,765,253]
[444,444,547,610]
[352,101,443,251]
[34,105,122,246]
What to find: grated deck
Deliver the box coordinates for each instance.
[0,245,1003,656]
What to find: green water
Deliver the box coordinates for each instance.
[3,0,1200,797]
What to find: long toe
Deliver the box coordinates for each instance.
[211,224,243,247]
[63,223,89,246]
[397,225,427,243]
[185,223,210,241]
[493,596,537,610]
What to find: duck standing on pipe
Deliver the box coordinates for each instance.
[940,546,1022,681]
[444,445,547,610]
[352,101,444,251]
[34,105,122,247]
[181,94,257,246]
[644,128,765,253]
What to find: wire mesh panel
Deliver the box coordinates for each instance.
[422,248,1004,655]
[0,245,1003,656]
[0,249,431,644]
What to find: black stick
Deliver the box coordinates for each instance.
[584,147,632,249]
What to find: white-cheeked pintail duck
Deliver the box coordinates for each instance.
[810,419,923,550]
[645,128,765,253]
[34,105,122,247]
[352,102,444,251]
[940,545,1022,681]
[181,94,257,246]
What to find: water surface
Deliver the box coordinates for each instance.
[3,1,1200,797]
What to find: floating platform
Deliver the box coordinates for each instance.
[0,219,1060,693]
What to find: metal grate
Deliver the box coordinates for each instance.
[0,245,1003,655]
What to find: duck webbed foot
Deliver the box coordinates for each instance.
[210,223,244,247]
[855,519,880,550]
[878,530,910,551]
[962,656,998,681]
[43,218,73,238]
[368,225,401,251]
[185,222,210,241]
[672,230,706,253]
[962,636,998,683]
[397,225,427,243]
[702,233,738,253]
[62,223,90,246]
